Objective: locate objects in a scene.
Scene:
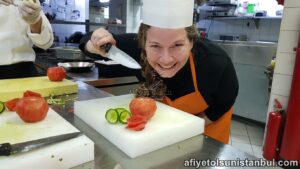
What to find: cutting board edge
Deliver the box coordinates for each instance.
[0,135,95,169]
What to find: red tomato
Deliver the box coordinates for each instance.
[127,115,147,128]
[129,97,157,120]
[127,122,146,131]
[23,90,42,98]
[5,98,20,111]
[15,96,49,123]
[47,67,66,81]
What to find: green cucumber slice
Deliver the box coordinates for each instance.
[0,101,5,114]
[105,109,118,124]
[119,110,131,124]
[115,108,126,114]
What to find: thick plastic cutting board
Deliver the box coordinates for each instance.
[74,94,204,158]
[0,108,94,169]
[0,76,77,102]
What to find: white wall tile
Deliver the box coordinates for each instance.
[271,73,292,96]
[284,0,300,8]
[274,52,296,75]
[277,30,299,53]
[281,8,300,31]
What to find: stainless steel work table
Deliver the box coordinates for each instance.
[50,81,280,169]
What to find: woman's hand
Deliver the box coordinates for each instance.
[85,28,116,56]
[19,0,42,25]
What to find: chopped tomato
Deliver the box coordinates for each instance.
[5,98,20,111]
[23,90,42,98]
[15,96,49,123]
[127,122,146,131]
[127,115,147,128]
[129,97,157,120]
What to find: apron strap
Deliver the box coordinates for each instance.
[189,53,199,92]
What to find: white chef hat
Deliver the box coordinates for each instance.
[142,0,194,29]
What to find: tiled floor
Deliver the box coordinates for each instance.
[229,118,265,158]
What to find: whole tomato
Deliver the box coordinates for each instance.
[129,97,157,121]
[47,66,66,81]
[15,96,49,123]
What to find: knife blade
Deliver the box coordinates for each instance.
[0,132,82,156]
[102,44,141,69]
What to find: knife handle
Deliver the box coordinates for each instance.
[0,143,11,156]
[101,43,112,53]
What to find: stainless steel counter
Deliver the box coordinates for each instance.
[51,81,281,169]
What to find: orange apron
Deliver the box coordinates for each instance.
[163,53,233,144]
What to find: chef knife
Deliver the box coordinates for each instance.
[0,132,82,156]
[102,44,141,69]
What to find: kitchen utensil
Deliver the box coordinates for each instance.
[0,109,94,169]
[50,46,86,61]
[58,62,94,72]
[102,44,141,69]
[74,94,204,158]
[0,76,77,102]
[0,132,82,156]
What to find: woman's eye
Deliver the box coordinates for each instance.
[175,44,183,47]
[150,45,160,48]
[171,44,183,48]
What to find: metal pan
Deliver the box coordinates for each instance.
[58,62,94,72]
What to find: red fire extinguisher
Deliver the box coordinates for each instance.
[263,99,285,161]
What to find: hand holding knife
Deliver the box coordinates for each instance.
[87,28,141,69]
[100,43,141,69]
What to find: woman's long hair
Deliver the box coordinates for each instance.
[135,23,198,100]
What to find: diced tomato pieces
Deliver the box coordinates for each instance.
[127,122,146,131]
[23,90,42,98]
[127,115,147,128]
[5,98,20,111]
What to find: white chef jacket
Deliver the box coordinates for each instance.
[0,5,53,66]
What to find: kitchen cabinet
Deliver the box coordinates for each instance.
[212,40,277,123]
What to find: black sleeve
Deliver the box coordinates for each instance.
[193,40,239,121]
[204,57,239,121]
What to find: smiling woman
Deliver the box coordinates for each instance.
[79,0,239,144]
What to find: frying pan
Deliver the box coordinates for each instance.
[58,62,94,72]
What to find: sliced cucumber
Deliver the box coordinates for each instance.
[105,109,118,124]
[0,101,5,114]
[119,110,131,124]
[115,108,126,114]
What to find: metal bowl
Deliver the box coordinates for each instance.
[58,62,94,72]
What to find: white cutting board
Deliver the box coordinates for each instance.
[74,94,204,158]
[0,108,94,169]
